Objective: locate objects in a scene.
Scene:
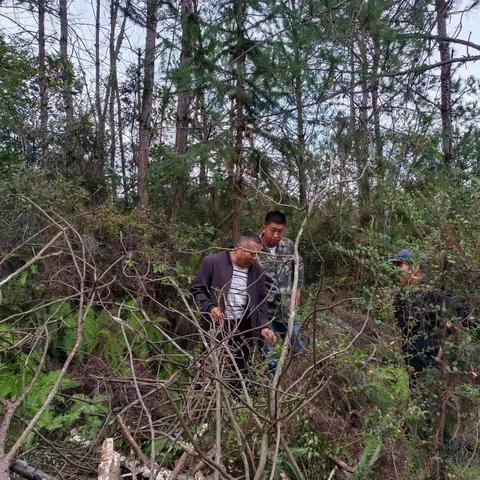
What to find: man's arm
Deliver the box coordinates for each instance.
[191,256,216,315]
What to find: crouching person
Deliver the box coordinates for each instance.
[191,231,276,390]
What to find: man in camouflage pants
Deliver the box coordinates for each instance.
[259,211,305,369]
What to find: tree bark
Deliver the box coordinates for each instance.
[107,0,126,196]
[371,36,383,182]
[10,459,54,480]
[115,80,128,199]
[59,0,74,170]
[356,33,371,226]
[196,92,210,215]
[294,66,307,207]
[0,457,9,480]
[435,0,454,166]
[232,0,246,242]
[0,400,15,479]
[94,0,106,187]
[38,0,48,167]
[290,0,307,207]
[335,116,348,204]
[97,439,121,480]
[130,48,142,195]
[137,0,158,210]
[108,1,117,195]
[170,0,196,219]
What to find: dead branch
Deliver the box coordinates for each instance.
[116,415,149,465]
[9,459,56,480]
[0,230,64,289]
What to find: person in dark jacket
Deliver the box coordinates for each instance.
[191,231,276,374]
[392,249,469,376]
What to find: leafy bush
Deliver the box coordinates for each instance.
[365,366,409,414]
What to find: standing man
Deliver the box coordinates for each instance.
[391,248,477,447]
[259,211,305,367]
[392,248,469,376]
[191,231,276,374]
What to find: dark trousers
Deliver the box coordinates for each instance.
[215,316,256,393]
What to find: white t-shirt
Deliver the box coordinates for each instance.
[225,265,249,320]
[268,246,277,255]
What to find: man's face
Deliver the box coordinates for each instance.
[262,222,286,247]
[398,262,426,286]
[235,240,262,268]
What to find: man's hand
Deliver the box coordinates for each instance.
[210,307,223,325]
[261,328,276,346]
[294,289,302,308]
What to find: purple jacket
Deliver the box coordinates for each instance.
[191,251,270,334]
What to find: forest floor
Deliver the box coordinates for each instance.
[9,284,479,480]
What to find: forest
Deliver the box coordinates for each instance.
[1,0,480,479]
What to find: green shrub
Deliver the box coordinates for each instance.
[365,365,410,414]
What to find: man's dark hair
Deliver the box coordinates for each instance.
[237,230,262,245]
[265,210,287,226]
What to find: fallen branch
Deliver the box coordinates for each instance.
[116,415,149,465]
[169,423,210,480]
[10,459,56,480]
[328,455,355,473]
[0,231,64,289]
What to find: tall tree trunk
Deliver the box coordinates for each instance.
[371,36,383,182]
[435,0,454,166]
[290,0,307,207]
[356,34,371,226]
[108,22,117,196]
[232,0,246,242]
[130,49,142,192]
[95,0,106,187]
[335,117,348,205]
[170,0,196,219]
[116,80,128,198]
[59,0,74,170]
[107,2,128,198]
[137,0,159,210]
[294,69,307,207]
[38,0,48,167]
[348,43,356,176]
[108,0,123,195]
[196,92,210,215]
[198,95,209,191]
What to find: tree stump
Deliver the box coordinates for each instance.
[97,439,120,480]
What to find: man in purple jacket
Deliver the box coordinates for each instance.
[191,231,276,373]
